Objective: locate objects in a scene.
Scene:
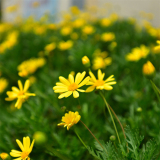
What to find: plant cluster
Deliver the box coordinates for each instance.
[0,5,160,160]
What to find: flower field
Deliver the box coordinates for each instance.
[1,6,160,160]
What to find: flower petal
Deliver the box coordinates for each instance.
[77,89,85,92]
[59,76,70,86]
[78,76,90,88]
[16,139,24,151]
[75,71,86,85]
[24,80,30,92]
[89,71,97,82]
[86,86,95,92]
[18,80,23,91]
[12,87,20,93]
[73,91,79,98]
[68,74,74,83]
[29,139,35,153]
[104,85,113,90]
[15,98,23,109]
[98,69,105,80]
[58,91,72,99]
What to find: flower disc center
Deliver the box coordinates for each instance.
[95,80,104,86]
[21,151,29,159]
[68,83,78,91]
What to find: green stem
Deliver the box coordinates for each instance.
[74,130,88,149]
[80,120,108,154]
[99,91,121,144]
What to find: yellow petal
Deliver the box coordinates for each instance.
[13,157,22,160]
[78,76,90,88]
[105,75,115,82]
[104,85,113,90]
[10,150,22,157]
[73,91,79,98]
[5,97,16,101]
[75,71,86,85]
[89,71,97,82]
[68,74,74,83]
[18,80,23,91]
[77,89,85,92]
[59,76,70,86]
[85,86,95,92]
[16,139,24,151]
[54,88,68,93]
[15,98,23,109]
[29,139,35,153]
[24,80,30,92]
[98,69,105,80]
[58,91,72,99]
[12,87,20,93]
[25,136,30,151]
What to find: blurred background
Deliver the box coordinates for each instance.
[0,0,160,26]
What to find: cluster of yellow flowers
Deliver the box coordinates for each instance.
[58,40,73,50]
[92,49,112,70]
[0,31,19,54]
[17,57,46,77]
[44,42,56,53]
[126,45,150,61]
[101,32,115,42]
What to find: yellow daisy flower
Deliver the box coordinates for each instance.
[5,80,36,109]
[0,153,9,160]
[53,71,90,99]
[58,111,81,130]
[86,69,116,92]
[10,136,34,160]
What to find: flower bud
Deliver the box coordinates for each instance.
[82,56,90,67]
[0,153,9,160]
[142,61,155,79]
[33,131,47,145]
[137,107,142,112]
[110,135,116,141]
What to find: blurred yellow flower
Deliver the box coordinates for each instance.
[10,136,34,160]
[70,6,80,15]
[100,18,111,27]
[86,69,116,92]
[18,57,46,77]
[0,78,8,93]
[82,25,95,35]
[5,80,36,109]
[47,23,56,30]
[34,26,46,35]
[126,45,150,61]
[58,40,73,50]
[92,57,112,70]
[0,31,19,54]
[61,26,72,36]
[58,111,81,130]
[101,32,115,42]
[53,71,90,99]
[154,40,160,52]
[72,19,85,28]
[45,42,56,52]
[142,61,155,75]
[6,5,18,13]
[82,56,90,66]
[0,153,9,160]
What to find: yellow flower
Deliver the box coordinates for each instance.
[154,40,160,52]
[0,78,8,93]
[0,153,9,160]
[72,19,85,28]
[82,25,95,35]
[100,18,111,27]
[61,26,72,36]
[86,69,116,92]
[53,71,90,99]
[101,32,115,42]
[44,42,56,52]
[5,80,36,109]
[6,5,18,13]
[18,58,46,77]
[70,6,80,15]
[126,45,150,61]
[142,61,155,75]
[58,40,73,50]
[58,111,81,130]
[82,56,90,67]
[92,57,112,70]
[10,136,34,160]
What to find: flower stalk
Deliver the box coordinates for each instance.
[99,91,121,144]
